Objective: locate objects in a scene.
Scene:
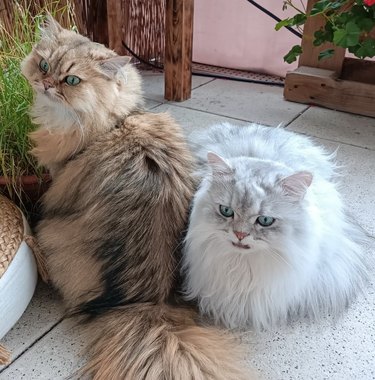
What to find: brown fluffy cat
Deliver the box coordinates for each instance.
[21,17,253,379]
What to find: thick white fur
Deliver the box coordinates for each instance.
[183,123,368,331]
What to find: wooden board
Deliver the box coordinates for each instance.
[299,0,345,73]
[284,66,375,118]
[164,0,194,101]
[341,58,375,85]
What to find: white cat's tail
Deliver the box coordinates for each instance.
[78,303,254,380]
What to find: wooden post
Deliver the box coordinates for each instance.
[106,0,126,55]
[164,0,194,101]
[298,0,345,73]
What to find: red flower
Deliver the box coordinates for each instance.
[364,0,375,6]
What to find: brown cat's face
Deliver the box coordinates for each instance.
[21,17,134,115]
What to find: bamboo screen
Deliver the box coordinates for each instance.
[1,0,165,66]
[121,0,165,66]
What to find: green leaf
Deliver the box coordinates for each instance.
[314,29,326,46]
[283,45,303,64]
[356,17,375,32]
[335,12,351,25]
[275,19,292,31]
[314,26,334,46]
[310,0,345,16]
[318,48,335,60]
[311,0,331,16]
[351,4,370,19]
[290,13,307,26]
[333,28,347,47]
[275,14,307,31]
[330,1,345,10]
[333,21,361,47]
[353,39,375,59]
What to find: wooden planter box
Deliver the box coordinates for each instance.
[284,0,375,118]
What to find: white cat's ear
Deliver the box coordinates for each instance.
[99,56,133,77]
[280,171,313,199]
[207,152,233,176]
[41,14,63,38]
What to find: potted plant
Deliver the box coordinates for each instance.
[277,0,375,63]
[0,1,76,217]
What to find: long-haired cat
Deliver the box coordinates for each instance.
[21,18,253,379]
[182,122,368,331]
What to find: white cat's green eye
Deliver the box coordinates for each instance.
[65,75,81,86]
[219,205,234,218]
[256,216,275,227]
[39,58,49,73]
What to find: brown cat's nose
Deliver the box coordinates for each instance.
[234,231,249,241]
[43,79,54,90]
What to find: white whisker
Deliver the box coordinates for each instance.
[266,247,293,270]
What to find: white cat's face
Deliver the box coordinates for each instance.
[207,184,282,254]
[192,153,313,257]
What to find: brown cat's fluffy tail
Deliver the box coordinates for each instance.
[79,303,253,380]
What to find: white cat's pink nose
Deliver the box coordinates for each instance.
[234,231,249,241]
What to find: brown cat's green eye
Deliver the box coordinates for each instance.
[39,58,49,73]
[65,75,81,86]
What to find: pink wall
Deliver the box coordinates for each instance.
[193,0,300,77]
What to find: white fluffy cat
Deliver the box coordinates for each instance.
[182,123,368,331]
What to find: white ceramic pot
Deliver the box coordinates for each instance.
[0,212,38,339]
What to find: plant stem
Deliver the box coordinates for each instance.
[284,0,305,14]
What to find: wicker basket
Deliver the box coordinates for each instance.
[0,195,41,365]
[0,196,24,278]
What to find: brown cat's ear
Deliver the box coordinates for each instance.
[41,14,63,38]
[207,152,233,176]
[99,56,133,78]
[280,171,313,200]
